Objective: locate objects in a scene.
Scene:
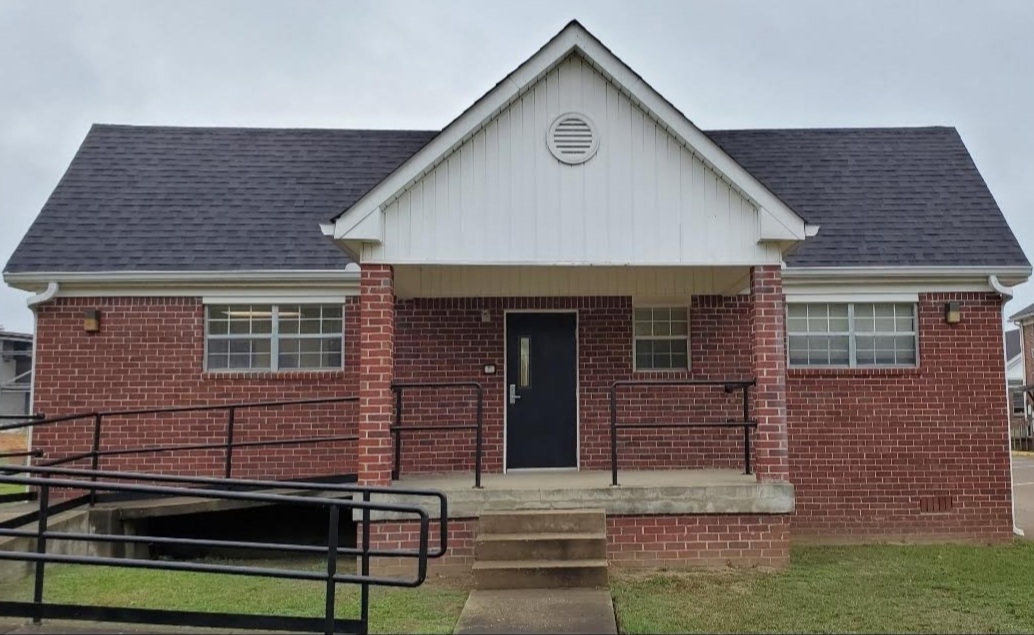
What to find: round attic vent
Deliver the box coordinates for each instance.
[547,113,599,164]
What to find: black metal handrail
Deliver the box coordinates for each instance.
[609,379,757,486]
[390,382,483,489]
[0,463,447,635]
[0,396,360,504]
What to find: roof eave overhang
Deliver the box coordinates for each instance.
[785,265,1031,290]
[4,269,362,294]
[330,21,810,248]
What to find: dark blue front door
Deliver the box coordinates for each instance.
[505,313,578,469]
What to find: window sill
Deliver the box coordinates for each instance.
[787,366,921,378]
[632,368,693,376]
[202,369,350,382]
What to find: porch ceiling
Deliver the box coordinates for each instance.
[392,264,753,299]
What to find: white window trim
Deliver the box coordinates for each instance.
[204,303,345,373]
[787,302,920,369]
[1009,380,1026,415]
[632,304,691,372]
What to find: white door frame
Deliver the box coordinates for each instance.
[501,309,580,473]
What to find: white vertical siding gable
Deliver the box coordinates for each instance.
[361,54,780,266]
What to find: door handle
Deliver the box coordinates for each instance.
[509,384,521,405]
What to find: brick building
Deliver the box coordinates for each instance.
[4,22,1030,570]
[1009,305,1034,449]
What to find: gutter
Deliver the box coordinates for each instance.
[5,269,361,292]
[985,273,1026,537]
[988,275,1014,298]
[24,281,58,465]
[784,265,1033,280]
[26,281,59,308]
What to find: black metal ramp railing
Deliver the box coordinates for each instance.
[609,379,757,486]
[0,463,448,635]
[0,396,360,507]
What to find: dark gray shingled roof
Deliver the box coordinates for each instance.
[5,125,436,273]
[707,126,1028,268]
[1006,328,1022,361]
[5,124,1029,274]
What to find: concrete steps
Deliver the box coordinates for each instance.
[473,509,608,589]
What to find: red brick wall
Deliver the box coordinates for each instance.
[607,514,790,568]
[363,518,477,576]
[787,292,1013,541]
[365,514,789,573]
[32,297,358,482]
[392,296,754,476]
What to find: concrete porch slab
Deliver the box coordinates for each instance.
[363,469,794,520]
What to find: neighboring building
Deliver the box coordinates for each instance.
[1010,304,1034,449]
[0,330,32,456]
[3,22,1031,570]
[0,330,31,419]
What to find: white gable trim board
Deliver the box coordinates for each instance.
[326,22,815,267]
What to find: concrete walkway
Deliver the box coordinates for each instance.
[453,589,617,635]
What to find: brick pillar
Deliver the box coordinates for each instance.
[359,264,395,486]
[750,265,790,482]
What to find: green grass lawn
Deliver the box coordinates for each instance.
[0,558,468,634]
[0,483,23,496]
[613,542,1034,634]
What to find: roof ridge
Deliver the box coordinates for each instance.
[90,123,440,134]
[88,122,960,135]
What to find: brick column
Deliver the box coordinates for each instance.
[750,265,790,482]
[359,264,395,486]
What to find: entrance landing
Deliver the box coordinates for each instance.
[374,469,793,519]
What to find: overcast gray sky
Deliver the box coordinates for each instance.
[1,0,1032,334]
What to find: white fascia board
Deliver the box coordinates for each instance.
[202,294,352,305]
[786,291,920,303]
[334,207,383,242]
[4,270,360,296]
[331,22,810,244]
[759,209,803,241]
[784,265,1032,287]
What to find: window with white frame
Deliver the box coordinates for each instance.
[634,307,689,370]
[787,302,917,367]
[205,304,343,371]
[1010,380,1026,415]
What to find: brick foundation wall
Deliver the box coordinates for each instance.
[364,513,790,573]
[607,514,790,568]
[393,296,754,475]
[32,297,359,481]
[787,292,1014,541]
[362,518,477,577]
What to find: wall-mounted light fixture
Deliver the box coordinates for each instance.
[944,301,961,324]
[480,310,492,323]
[84,309,101,332]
